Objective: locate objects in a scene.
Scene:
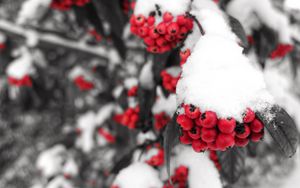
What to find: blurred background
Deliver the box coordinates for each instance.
[0,0,300,188]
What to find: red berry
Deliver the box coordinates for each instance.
[144,37,155,46]
[177,15,187,26]
[216,133,235,150]
[160,45,171,53]
[180,49,191,62]
[235,124,251,139]
[243,108,255,123]
[250,132,263,142]
[179,131,192,145]
[209,151,218,161]
[149,28,160,39]
[167,23,180,35]
[147,46,159,53]
[156,22,167,34]
[176,114,194,131]
[184,104,201,119]
[163,12,173,22]
[235,137,249,147]
[130,26,138,35]
[177,27,188,39]
[250,119,264,133]
[194,118,202,127]
[147,16,155,26]
[198,111,217,128]
[185,19,194,30]
[130,114,139,122]
[138,27,149,37]
[188,126,201,140]
[192,139,207,152]
[130,15,136,26]
[164,34,175,42]
[135,14,145,26]
[207,142,219,150]
[218,118,236,134]
[175,165,189,182]
[156,37,167,47]
[201,128,217,143]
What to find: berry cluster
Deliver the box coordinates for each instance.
[116,106,140,129]
[98,128,116,144]
[163,165,189,188]
[209,150,221,171]
[127,86,138,97]
[161,70,180,93]
[74,75,94,91]
[145,145,164,167]
[8,75,32,87]
[51,0,90,10]
[270,44,294,59]
[177,105,264,152]
[130,12,193,53]
[154,112,171,131]
[180,49,191,66]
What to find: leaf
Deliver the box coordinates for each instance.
[152,52,171,85]
[256,105,299,158]
[163,114,180,178]
[110,148,135,174]
[92,0,126,38]
[83,3,105,36]
[89,0,127,58]
[228,15,248,49]
[253,25,278,68]
[137,87,156,132]
[217,147,246,184]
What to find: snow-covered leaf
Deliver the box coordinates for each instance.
[256,105,299,158]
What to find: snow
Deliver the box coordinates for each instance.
[133,148,159,163]
[175,146,222,188]
[75,111,97,153]
[285,0,300,11]
[124,77,138,89]
[184,0,237,52]
[95,103,116,125]
[0,32,6,43]
[113,162,163,188]
[17,0,51,25]
[62,158,78,177]
[177,34,273,121]
[152,87,177,116]
[227,0,292,43]
[139,61,155,89]
[68,66,92,81]
[134,0,190,18]
[136,131,156,145]
[6,47,35,79]
[36,145,66,178]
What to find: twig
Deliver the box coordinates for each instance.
[0,20,110,60]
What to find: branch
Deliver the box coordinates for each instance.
[0,20,111,60]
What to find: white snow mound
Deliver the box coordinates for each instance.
[113,162,162,188]
[177,34,273,121]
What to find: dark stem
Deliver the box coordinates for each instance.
[186,12,205,36]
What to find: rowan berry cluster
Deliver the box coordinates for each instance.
[177,105,264,152]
